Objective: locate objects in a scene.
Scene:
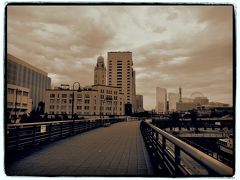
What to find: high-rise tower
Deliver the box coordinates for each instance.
[94,56,106,85]
[107,52,135,114]
[156,87,167,113]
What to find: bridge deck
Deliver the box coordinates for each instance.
[6,121,153,176]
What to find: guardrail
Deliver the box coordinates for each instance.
[6,118,125,152]
[140,121,233,176]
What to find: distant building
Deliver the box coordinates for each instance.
[135,95,144,113]
[176,102,197,112]
[45,85,125,116]
[168,93,180,112]
[182,97,194,103]
[107,52,136,114]
[193,97,209,106]
[208,102,229,108]
[7,84,32,119]
[94,56,106,85]
[7,54,51,109]
[156,87,167,113]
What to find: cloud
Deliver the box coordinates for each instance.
[7,5,233,110]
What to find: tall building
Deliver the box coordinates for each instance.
[94,56,106,85]
[107,52,135,114]
[135,95,144,113]
[156,87,167,113]
[132,70,136,112]
[7,54,51,109]
[168,93,180,112]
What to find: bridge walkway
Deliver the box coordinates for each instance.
[6,121,153,176]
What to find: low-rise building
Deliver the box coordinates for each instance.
[45,85,125,116]
[7,84,32,119]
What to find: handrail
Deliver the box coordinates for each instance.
[141,121,233,176]
[7,119,89,127]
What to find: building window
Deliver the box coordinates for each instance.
[84,106,90,110]
[22,91,28,96]
[50,94,55,98]
[61,105,66,110]
[61,99,67,104]
[77,106,82,110]
[85,94,90,98]
[62,94,67,98]
[50,99,55,104]
[77,94,82,98]
[17,91,22,95]
[77,99,82,104]
[16,103,21,106]
[85,99,90,104]
[7,102,13,106]
[8,88,14,94]
[50,105,54,109]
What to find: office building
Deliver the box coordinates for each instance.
[156,87,167,113]
[94,56,106,85]
[168,92,180,112]
[135,95,144,113]
[7,84,32,119]
[107,52,135,114]
[7,54,51,109]
[45,85,125,116]
[176,102,197,112]
[193,97,209,106]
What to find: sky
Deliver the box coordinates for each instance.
[7,5,233,110]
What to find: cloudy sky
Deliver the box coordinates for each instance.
[7,5,233,110]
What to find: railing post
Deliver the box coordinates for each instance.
[33,125,37,145]
[16,126,20,150]
[162,136,166,161]
[48,124,52,142]
[61,122,63,138]
[174,145,181,176]
[72,120,75,135]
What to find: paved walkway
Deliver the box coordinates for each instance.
[6,121,153,176]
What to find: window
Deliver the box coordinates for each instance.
[50,94,55,98]
[7,102,13,106]
[100,95,104,99]
[85,99,90,104]
[62,94,67,98]
[61,99,67,104]
[84,106,90,110]
[77,99,82,104]
[50,105,54,109]
[8,88,14,94]
[23,91,28,96]
[77,94,82,98]
[61,105,66,110]
[17,91,22,95]
[50,99,55,104]
[77,106,82,110]
[69,94,73,98]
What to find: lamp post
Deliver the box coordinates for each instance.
[72,82,81,120]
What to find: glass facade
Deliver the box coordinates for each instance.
[7,54,51,109]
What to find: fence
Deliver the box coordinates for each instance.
[6,118,125,152]
[140,120,233,176]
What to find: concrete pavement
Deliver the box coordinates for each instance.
[6,121,153,176]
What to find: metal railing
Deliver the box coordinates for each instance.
[140,121,233,176]
[6,118,125,152]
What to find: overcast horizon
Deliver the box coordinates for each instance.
[7,5,233,110]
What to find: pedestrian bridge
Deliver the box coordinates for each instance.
[5,119,233,176]
[6,120,153,176]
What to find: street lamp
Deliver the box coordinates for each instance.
[72,82,81,120]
